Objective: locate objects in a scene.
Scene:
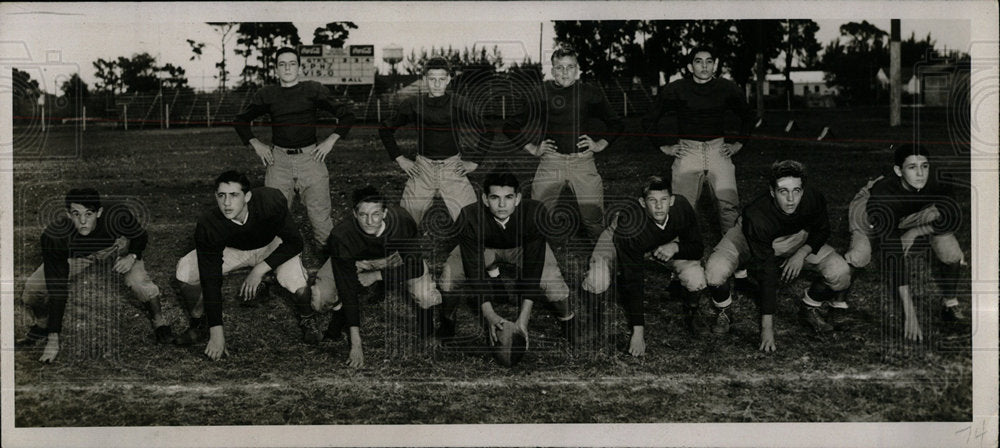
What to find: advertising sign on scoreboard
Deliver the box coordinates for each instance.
[299,44,376,85]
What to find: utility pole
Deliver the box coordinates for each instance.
[890,19,901,126]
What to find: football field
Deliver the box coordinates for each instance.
[9,107,974,425]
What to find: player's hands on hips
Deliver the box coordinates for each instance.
[660,143,689,158]
[249,139,274,166]
[781,251,808,282]
[39,333,59,363]
[395,156,419,177]
[113,253,137,274]
[455,160,478,176]
[628,326,645,357]
[205,326,227,361]
[526,139,557,157]
[652,242,679,263]
[721,142,743,158]
[577,135,608,155]
[759,315,776,352]
[311,136,338,162]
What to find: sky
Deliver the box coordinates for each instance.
[0,2,984,94]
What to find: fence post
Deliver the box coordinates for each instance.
[502,96,506,120]
[82,106,86,132]
[165,104,170,129]
[123,105,128,130]
[206,101,211,128]
[623,92,628,118]
[377,98,381,122]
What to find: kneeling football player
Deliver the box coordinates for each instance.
[582,175,707,357]
[704,160,852,352]
[174,171,314,361]
[845,143,965,341]
[439,169,576,353]
[17,188,172,362]
[313,186,442,369]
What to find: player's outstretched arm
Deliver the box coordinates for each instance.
[898,285,923,342]
[347,327,364,368]
[628,325,646,357]
[240,262,272,302]
[759,314,776,352]
[39,333,60,363]
[205,325,227,361]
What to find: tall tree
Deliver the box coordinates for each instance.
[780,20,822,109]
[312,22,358,47]
[235,22,301,86]
[187,22,237,91]
[92,58,124,95]
[821,20,889,105]
[60,73,89,114]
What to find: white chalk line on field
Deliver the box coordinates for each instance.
[15,369,958,397]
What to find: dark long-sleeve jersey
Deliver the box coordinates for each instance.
[326,206,424,328]
[503,80,624,155]
[614,196,703,327]
[449,199,550,301]
[233,81,355,148]
[41,201,148,333]
[641,77,754,147]
[865,175,960,285]
[742,188,830,315]
[194,187,303,327]
[378,93,493,161]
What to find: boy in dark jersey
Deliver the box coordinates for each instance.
[17,188,171,363]
[845,144,965,341]
[440,169,576,348]
[174,171,312,361]
[582,176,707,357]
[503,45,624,240]
[233,47,355,247]
[378,56,491,226]
[312,186,442,369]
[704,161,851,352]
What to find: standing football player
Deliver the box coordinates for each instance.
[503,45,624,241]
[16,188,171,362]
[844,144,965,341]
[233,47,355,247]
[173,171,314,360]
[581,175,707,357]
[642,46,754,244]
[704,161,851,352]
[312,186,442,369]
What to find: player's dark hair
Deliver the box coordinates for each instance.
[482,168,521,194]
[275,47,300,63]
[688,46,716,64]
[424,57,452,75]
[65,188,101,212]
[893,143,932,167]
[769,160,807,189]
[641,175,672,197]
[551,45,578,63]
[214,170,252,193]
[352,186,385,210]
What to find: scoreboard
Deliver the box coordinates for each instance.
[298,44,375,85]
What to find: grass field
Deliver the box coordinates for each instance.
[9,106,974,425]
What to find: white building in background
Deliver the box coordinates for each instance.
[763,71,839,97]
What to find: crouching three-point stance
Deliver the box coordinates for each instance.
[704,161,852,352]
[440,169,576,349]
[17,188,171,362]
[312,186,442,368]
[845,144,965,341]
[174,171,312,361]
[582,176,707,357]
